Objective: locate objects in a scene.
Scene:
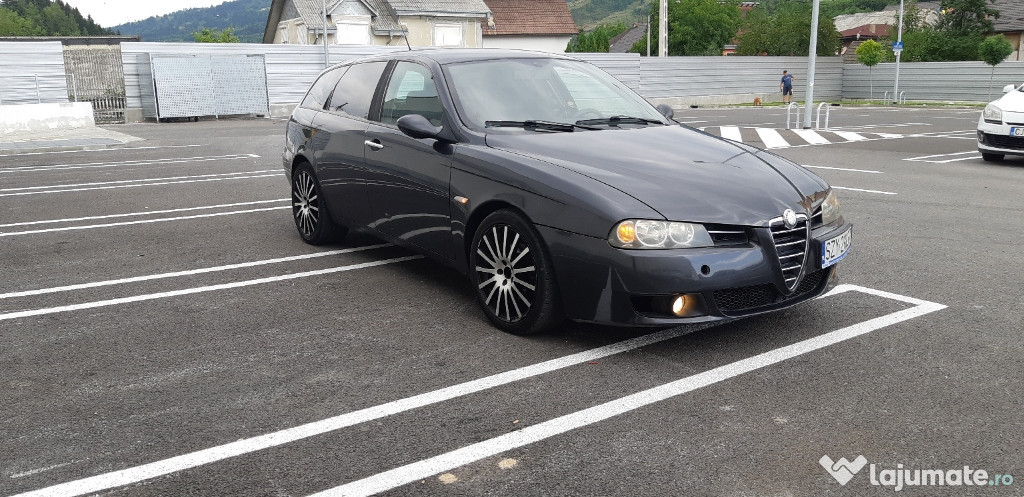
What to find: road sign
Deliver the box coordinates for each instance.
[892,41,904,51]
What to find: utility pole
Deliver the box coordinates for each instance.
[803,0,820,128]
[322,0,329,69]
[659,0,667,57]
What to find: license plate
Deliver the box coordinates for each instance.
[1011,127,1024,137]
[821,228,852,268]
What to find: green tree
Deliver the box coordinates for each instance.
[937,0,998,34]
[566,22,628,53]
[0,7,41,35]
[978,34,1014,99]
[40,3,79,35]
[631,0,741,56]
[192,26,239,43]
[855,39,885,100]
[885,29,983,62]
[735,1,841,56]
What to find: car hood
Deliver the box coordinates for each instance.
[994,87,1024,112]
[485,125,826,226]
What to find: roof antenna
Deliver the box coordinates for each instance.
[404,30,411,51]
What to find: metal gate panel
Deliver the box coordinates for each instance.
[151,55,217,118]
[212,55,270,116]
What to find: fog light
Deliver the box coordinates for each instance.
[671,295,686,316]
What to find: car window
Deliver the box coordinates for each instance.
[553,66,637,117]
[445,58,664,130]
[327,61,387,119]
[300,66,347,110]
[380,62,443,127]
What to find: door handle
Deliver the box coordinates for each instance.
[364,139,383,150]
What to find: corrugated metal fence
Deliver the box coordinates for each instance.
[120,43,404,111]
[842,61,1024,101]
[0,41,70,105]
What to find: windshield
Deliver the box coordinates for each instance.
[443,57,668,131]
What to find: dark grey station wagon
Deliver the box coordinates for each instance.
[283,49,852,335]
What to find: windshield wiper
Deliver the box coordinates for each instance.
[575,115,665,127]
[484,120,600,132]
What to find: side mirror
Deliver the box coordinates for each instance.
[1003,84,1017,94]
[397,114,442,140]
[656,104,674,120]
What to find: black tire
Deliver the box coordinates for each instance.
[291,162,346,245]
[469,209,563,335]
[981,152,1004,162]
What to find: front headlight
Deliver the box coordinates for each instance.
[609,220,714,249]
[983,104,1003,124]
[821,190,841,225]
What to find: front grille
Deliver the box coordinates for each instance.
[705,224,749,247]
[982,133,1024,151]
[770,217,808,290]
[713,269,826,314]
[810,205,823,228]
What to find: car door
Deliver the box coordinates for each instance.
[362,61,454,262]
[312,61,388,227]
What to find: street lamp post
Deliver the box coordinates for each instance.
[892,0,905,104]
[659,0,668,57]
[803,0,821,128]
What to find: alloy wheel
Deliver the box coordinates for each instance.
[293,169,319,238]
[474,224,538,323]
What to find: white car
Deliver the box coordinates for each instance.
[978,82,1024,161]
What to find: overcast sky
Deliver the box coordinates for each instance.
[61,0,228,27]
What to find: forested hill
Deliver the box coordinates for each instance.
[568,0,647,31]
[111,0,271,43]
[0,0,111,36]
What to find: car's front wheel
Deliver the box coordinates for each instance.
[470,210,562,335]
[291,162,346,245]
[981,152,1004,162]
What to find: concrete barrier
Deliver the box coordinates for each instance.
[0,102,95,135]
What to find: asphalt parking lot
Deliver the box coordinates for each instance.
[2,107,1022,496]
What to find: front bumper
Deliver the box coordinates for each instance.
[977,116,1024,156]
[538,220,850,326]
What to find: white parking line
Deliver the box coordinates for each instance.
[904,151,982,163]
[0,200,288,228]
[0,145,205,159]
[0,256,421,323]
[310,285,945,497]
[755,128,790,148]
[0,170,280,197]
[832,186,898,195]
[0,244,391,300]
[802,165,883,174]
[10,285,943,497]
[0,206,289,237]
[0,154,259,174]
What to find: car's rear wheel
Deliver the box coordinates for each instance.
[292,162,345,245]
[981,152,1004,162]
[470,210,562,335]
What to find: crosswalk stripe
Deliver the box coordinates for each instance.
[792,129,830,145]
[755,128,790,148]
[720,126,743,142]
[832,131,867,141]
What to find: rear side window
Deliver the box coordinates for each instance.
[300,66,347,110]
[327,61,388,119]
